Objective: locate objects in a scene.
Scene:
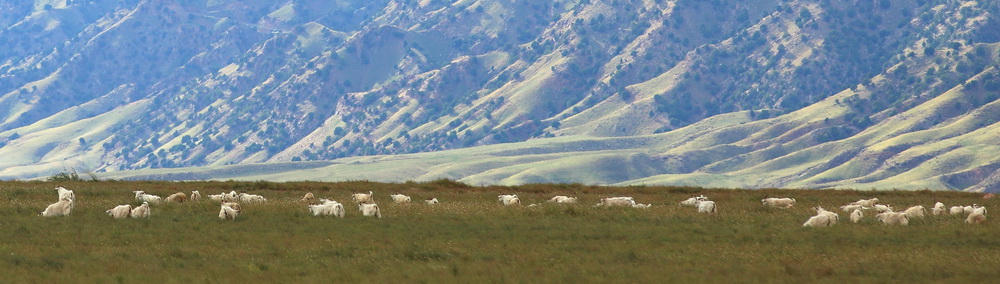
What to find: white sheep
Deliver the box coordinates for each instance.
[931,202,945,215]
[949,206,965,215]
[850,209,864,223]
[190,191,202,202]
[301,192,316,203]
[238,193,267,203]
[40,198,74,217]
[352,191,374,205]
[219,202,241,220]
[166,192,188,203]
[55,186,76,203]
[548,196,578,203]
[498,194,519,205]
[133,191,162,204]
[875,212,909,226]
[873,204,893,213]
[308,199,345,218]
[696,200,717,214]
[840,204,864,213]
[633,203,652,209]
[966,210,987,224]
[208,193,224,202]
[903,205,926,218]
[595,197,636,207]
[815,206,840,224]
[680,195,707,207]
[130,202,150,218]
[761,197,796,208]
[360,203,382,218]
[424,198,439,205]
[963,205,976,214]
[390,194,411,204]
[503,196,521,206]
[223,191,239,202]
[803,214,833,227]
[106,204,132,219]
[850,198,879,207]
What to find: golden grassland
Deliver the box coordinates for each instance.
[1,180,999,283]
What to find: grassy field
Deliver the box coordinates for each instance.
[1,180,999,282]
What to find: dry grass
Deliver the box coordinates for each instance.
[1,180,998,282]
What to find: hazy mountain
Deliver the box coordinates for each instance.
[2,0,999,191]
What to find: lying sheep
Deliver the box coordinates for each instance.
[548,196,578,204]
[41,198,74,217]
[633,203,652,209]
[876,212,908,226]
[166,192,188,203]
[680,195,707,207]
[301,192,316,203]
[360,203,382,218]
[931,202,945,216]
[966,210,987,225]
[56,186,76,203]
[840,204,864,213]
[130,202,150,218]
[949,206,965,215]
[390,194,411,204]
[903,205,926,218]
[499,194,521,206]
[190,191,202,202]
[696,200,717,214]
[425,198,439,205]
[803,214,833,227]
[106,204,132,219]
[595,197,636,207]
[761,196,796,208]
[851,198,879,207]
[850,209,864,223]
[133,191,162,204]
[815,206,839,224]
[873,204,893,213]
[239,193,266,203]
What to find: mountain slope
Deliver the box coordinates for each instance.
[1,0,1000,191]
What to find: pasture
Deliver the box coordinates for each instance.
[1,180,999,282]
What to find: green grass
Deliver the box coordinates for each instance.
[2,181,999,282]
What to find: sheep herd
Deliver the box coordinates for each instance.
[37,186,990,226]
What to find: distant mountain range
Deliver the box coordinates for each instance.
[2,0,999,191]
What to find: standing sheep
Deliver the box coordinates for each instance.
[352,191,374,205]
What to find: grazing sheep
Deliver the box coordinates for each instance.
[55,186,76,203]
[40,198,74,217]
[133,191,162,204]
[949,206,965,215]
[166,192,188,203]
[903,205,926,218]
[190,191,202,202]
[761,197,796,208]
[931,202,945,216]
[390,194,411,204]
[425,198,439,205]
[840,204,864,213]
[850,209,864,223]
[360,203,382,218]
[815,207,840,224]
[803,214,833,227]
[219,202,241,220]
[873,204,893,213]
[301,192,315,203]
[308,199,345,218]
[238,193,267,203]
[106,205,132,219]
[548,196,578,203]
[352,191,374,205]
[696,200,717,214]
[851,198,879,207]
[595,197,636,207]
[876,212,909,226]
[130,202,150,218]
[680,195,708,207]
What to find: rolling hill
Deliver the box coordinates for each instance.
[2,0,1000,191]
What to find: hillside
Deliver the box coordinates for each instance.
[2,0,1000,191]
